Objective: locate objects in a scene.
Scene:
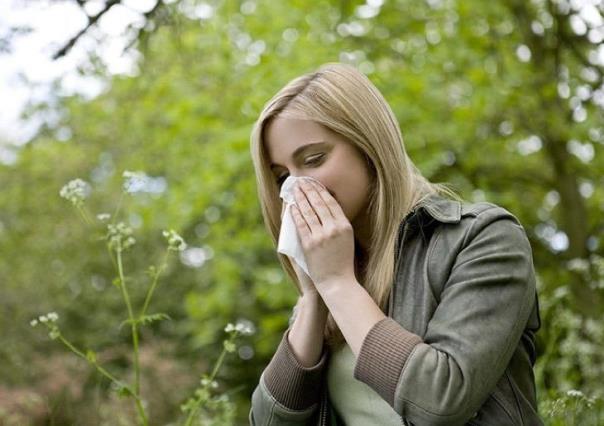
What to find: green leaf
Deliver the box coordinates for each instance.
[86,349,97,363]
[139,312,172,326]
[118,318,135,330]
[115,383,131,398]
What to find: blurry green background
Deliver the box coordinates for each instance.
[0,0,603,424]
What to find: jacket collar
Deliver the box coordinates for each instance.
[404,193,462,226]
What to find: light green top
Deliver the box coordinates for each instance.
[327,343,403,425]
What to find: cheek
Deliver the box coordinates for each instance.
[338,176,371,219]
[327,186,355,219]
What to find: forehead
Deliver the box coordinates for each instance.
[264,118,332,166]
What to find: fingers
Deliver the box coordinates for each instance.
[306,180,339,220]
[292,178,350,238]
[305,179,348,226]
[290,203,311,237]
[293,181,325,234]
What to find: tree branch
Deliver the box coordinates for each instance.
[52,0,121,60]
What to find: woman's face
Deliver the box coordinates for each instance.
[264,117,373,230]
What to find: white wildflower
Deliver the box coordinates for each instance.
[566,389,584,398]
[225,320,255,335]
[106,222,136,251]
[97,213,111,222]
[567,258,589,273]
[59,178,91,207]
[162,229,187,251]
[235,319,256,336]
[35,312,59,325]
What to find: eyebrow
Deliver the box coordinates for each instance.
[269,141,329,169]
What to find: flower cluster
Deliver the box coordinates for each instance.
[30,312,60,340]
[162,229,187,251]
[224,319,255,336]
[543,388,600,419]
[200,375,219,389]
[106,222,136,251]
[30,312,59,326]
[567,258,590,274]
[59,179,91,207]
[97,213,111,222]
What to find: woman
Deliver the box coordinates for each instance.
[248,63,542,425]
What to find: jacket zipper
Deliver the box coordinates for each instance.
[321,403,327,426]
[319,385,327,426]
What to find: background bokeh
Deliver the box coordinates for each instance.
[0,0,603,424]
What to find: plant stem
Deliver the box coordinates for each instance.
[140,249,170,317]
[111,192,125,226]
[116,247,145,424]
[76,204,95,226]
[208,342,230,383]
[58,335,119,384]
[184,333,238,426]
[106,244,119,271]
[57,333,148,424]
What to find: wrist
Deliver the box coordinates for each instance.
[317,275,358,298]
[301,293,328,312]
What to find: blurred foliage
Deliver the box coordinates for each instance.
[0,0,602,424]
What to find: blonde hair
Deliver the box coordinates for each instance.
[249,62,461,350]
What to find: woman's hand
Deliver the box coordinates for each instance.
[290,178,356,292]
[280,204,322,299]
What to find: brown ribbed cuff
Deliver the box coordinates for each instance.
[262,327,328,410]
[353,317,422,406]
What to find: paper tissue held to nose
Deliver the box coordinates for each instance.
[277,176,323,277]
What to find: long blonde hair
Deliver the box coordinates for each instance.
[249,62,461,350]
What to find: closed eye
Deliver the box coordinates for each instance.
[276,154,325,186]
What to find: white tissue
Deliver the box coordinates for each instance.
[277,176,324,277]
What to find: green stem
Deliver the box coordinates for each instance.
[208,342,230,383]
[76,204,95,226]
[57,333,148,424]
[184,333,239,426]
[58,335,119,384]
[116,247,145,424]
[111,192,125,226]
[106,244,119,271]
[140,250,171,317]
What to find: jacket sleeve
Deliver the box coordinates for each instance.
[249,308,328,425]
[352,207,537,425]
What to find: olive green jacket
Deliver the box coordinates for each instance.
[249,193,543,425]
